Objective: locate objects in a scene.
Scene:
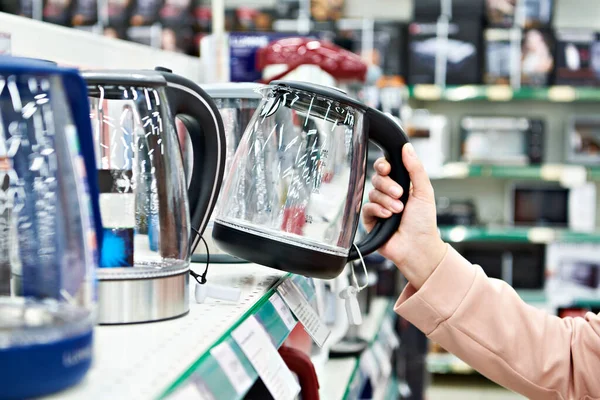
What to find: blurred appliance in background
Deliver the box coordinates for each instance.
[414,0,485,21]
[460,116,545,165]
[508,183,596,232]
[485,27,554,87]
[334,19,407,81]
[566,115,600,165]
[436,198,478,226]
[455,242,546,289]
[159,0,194,53]
[404,110,450,177]
[486,0,554,28]
[127,0,163,47]
[105,0,133,39]
[555,29,600,86]
[546,243,600,310]
[42,0,73,26]
[407,19,482,86]
[193,83,263,263]
[71,0,99,29]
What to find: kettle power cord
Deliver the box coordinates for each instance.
[190,227,210,285]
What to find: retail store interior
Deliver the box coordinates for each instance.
[1,0,600,399]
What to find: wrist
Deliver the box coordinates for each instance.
[396,240,447,290]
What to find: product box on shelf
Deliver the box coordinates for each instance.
[159,0,194,53]
[460,116,545,165]
[554,29,600,87]
[129,0,162,26]
[414,0,485,20]
[127,0,164,48]
[43,0,73,26]
[566,115,600,165]
[407,20,482,86]
[310,0,344,21]
[234,7,275,32]
[71,0,96,27]
[106,0,133,39]
[486,0,553,28]
[507,182,596,232]
[335,21,407,79]
[484,27,554,86]
[546,243,600,309]
[404,110,450,178]
[454,241,546,289]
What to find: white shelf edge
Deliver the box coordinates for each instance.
[0,13,203,81]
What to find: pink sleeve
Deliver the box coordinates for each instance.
[395,244,600,400]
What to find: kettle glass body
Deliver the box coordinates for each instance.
[84,70,225,324]
[0,57,102,399]
[214,81,411,278]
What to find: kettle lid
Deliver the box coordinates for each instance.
[270,80,368,111]
[203,82,264,100]
[0,55,74,75]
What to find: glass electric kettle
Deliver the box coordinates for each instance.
[0,56,103,398]
[213,81,411,279]
[194,82,264,264]
[83,68,225,324]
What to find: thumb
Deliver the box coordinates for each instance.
[403,143,434,202]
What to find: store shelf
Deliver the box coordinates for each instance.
[318,298,398,400]
[427,353,475,375]
[431,163,590,185]
[43,264,315,400]
[409,84,600,103]
[0,12,202,80]
[439,225,600,244]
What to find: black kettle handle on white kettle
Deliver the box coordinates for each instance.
[155,67,227,247]
[347,108,411,261]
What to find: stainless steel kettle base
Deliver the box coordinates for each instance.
[97,268,189,325]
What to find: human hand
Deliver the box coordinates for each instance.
[362,143,447,290]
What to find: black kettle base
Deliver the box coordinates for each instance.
[212,221,347,279]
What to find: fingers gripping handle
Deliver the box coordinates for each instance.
[348,108,411,261]
[157,69,226,247]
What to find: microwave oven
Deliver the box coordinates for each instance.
[455,242,546,289]
[507,182,596,232]
[460,116,545,165]
[565,115,600,165]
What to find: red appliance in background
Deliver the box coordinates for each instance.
[255,37,368,83]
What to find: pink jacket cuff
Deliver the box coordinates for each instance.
[394,244,478,335]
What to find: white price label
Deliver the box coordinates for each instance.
[232,316,300,400]
[210,341,253,395]
[277,279,330,347]
[381,318,400,349]
[270,293,297,331]
[372,342,392,379]
[360,348,381,383]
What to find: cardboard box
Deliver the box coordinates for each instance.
[554,29,600,87]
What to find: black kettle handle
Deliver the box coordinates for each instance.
[347,108,411,260]
[156,68,226,247]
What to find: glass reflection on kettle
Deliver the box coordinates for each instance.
[0,56,103,399]
[213,81,411,279]
[83,68,225,324]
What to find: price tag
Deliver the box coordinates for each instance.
[169,380,214,400]
[277,279,330,347]
[210,342,253,395]
[381,318,400,350]
[372,342,392,379]
[360,348,380,383]
[232,316,300,400]
[270,293,297,331]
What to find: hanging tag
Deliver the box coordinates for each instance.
[277,279,331,347]
[232,316,300,400]
[339,286,363,326]
[270,293,297,331]
[210,341,253,395]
